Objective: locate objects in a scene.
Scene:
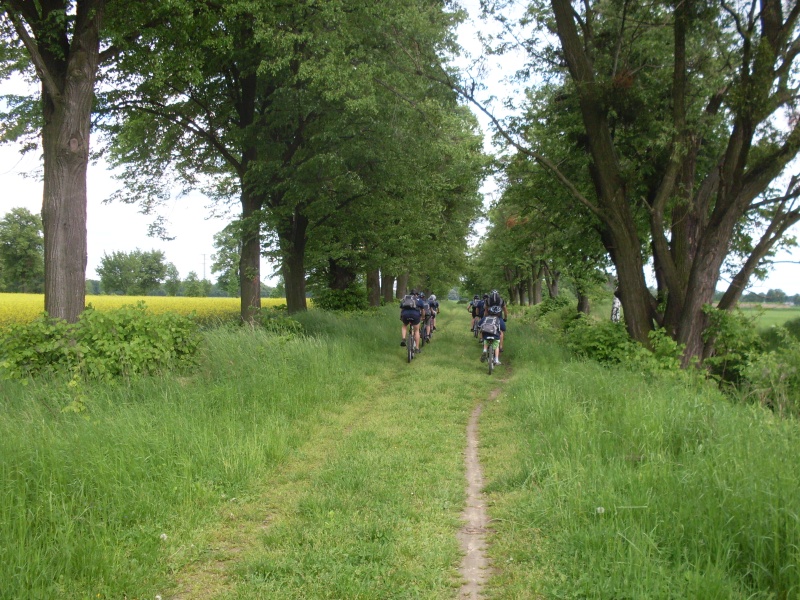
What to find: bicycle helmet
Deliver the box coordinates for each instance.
[473,295,479,300]
[489,304,502,315]
[429,295,436,301]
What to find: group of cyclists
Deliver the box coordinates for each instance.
[399,290,439,355]
[468,291,507,366]
[398,287,508,368]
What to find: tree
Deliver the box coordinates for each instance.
[183,271,211,298]
[457,0,800,365]
[163,263,180,296]
[211,223,241,299]
[1,0,107,321]
[96,248,167,295]
[98,0,480,317]
[0,206,43,292]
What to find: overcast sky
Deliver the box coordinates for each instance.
[1,1,798,294]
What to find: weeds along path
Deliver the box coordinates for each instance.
[169,304,505,599]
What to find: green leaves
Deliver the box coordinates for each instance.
[0,302,201,381]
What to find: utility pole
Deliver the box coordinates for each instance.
[202,254,206,280]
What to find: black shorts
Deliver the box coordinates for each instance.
[400,310,421,326]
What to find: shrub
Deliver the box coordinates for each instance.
[0,302,201,381]
[311,283,369,312]
[743,328,800,418]
[702,306,763,385]
[564,316,685,375]
[252,307,304,337]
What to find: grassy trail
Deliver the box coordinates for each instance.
[170,305,504,599]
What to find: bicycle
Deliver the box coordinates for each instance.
[482,334,500,374]
[404,319,418,363]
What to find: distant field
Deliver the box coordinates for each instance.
[0,293,288,326]
[591,298,800,330]
[738,304,800,329]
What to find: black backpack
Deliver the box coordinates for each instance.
[400,294,416,309]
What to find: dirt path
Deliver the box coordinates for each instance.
[457,388,501,599]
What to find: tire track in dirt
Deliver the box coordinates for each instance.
[457,388,501,599]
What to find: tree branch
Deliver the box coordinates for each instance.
[2,5,63,104]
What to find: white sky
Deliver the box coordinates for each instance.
[1,0,798,294]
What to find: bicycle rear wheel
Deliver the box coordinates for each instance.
[407,328,414,363]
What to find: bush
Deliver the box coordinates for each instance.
[702,306,763,385]
[311,283,369,312]
[0,302,201,381]
[564,316,685,375]
[252,307,304,337]
[761,316,800,350]
[743,327,800,417]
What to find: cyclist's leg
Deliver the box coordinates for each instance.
[413,323,421,350]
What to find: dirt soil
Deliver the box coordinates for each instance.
[457,388,500,599]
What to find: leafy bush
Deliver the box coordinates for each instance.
[253,307,304,337]
[743,328,800,417]
[0,302,201,381]
[564,316,685,374]
[311,283,369,312]
[702,306,763,385]
[760,316,800,350]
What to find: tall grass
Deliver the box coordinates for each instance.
[0,312,386,599]
[480,325,800,599]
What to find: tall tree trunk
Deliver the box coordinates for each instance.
[238,188,262,323]
[533,264,543,304]
[367,269,381,306]
[328,258,356,290]
[381,271,395,303]
[396,272,409,298]
[577,293,590,314]
[32,1,104,322]
[278,209,308,314]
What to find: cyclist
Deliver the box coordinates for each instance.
[479,304,506,365]
[486,289,507,352]
[428,294,439,332]
[400,289,425,353]
[468,294,481,332]
[419,293,433,342]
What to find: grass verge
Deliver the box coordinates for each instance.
[480,322,800,599]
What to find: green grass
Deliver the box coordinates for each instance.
[3,302,800,599]
[479,325,800,599]
[739,305,800,330]
[0,313,390,599]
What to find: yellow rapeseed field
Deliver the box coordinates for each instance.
[0,293,289,326]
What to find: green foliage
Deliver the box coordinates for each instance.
[0,207,44,293]
[760,315,800,350]
[482,329,800,599]
[183,271,211,297]
[702,305,764,385]
[0,302,201,381]
[96,249,168,295]
[311,282,369,312]
[253,307,304,337]
[743,329,800,418]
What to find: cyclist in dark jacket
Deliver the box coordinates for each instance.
[400,290,426,352]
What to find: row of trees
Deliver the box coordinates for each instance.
[458,0,800,365]
[1,0,486,323]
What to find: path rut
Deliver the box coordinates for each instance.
[457,388,500,599]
